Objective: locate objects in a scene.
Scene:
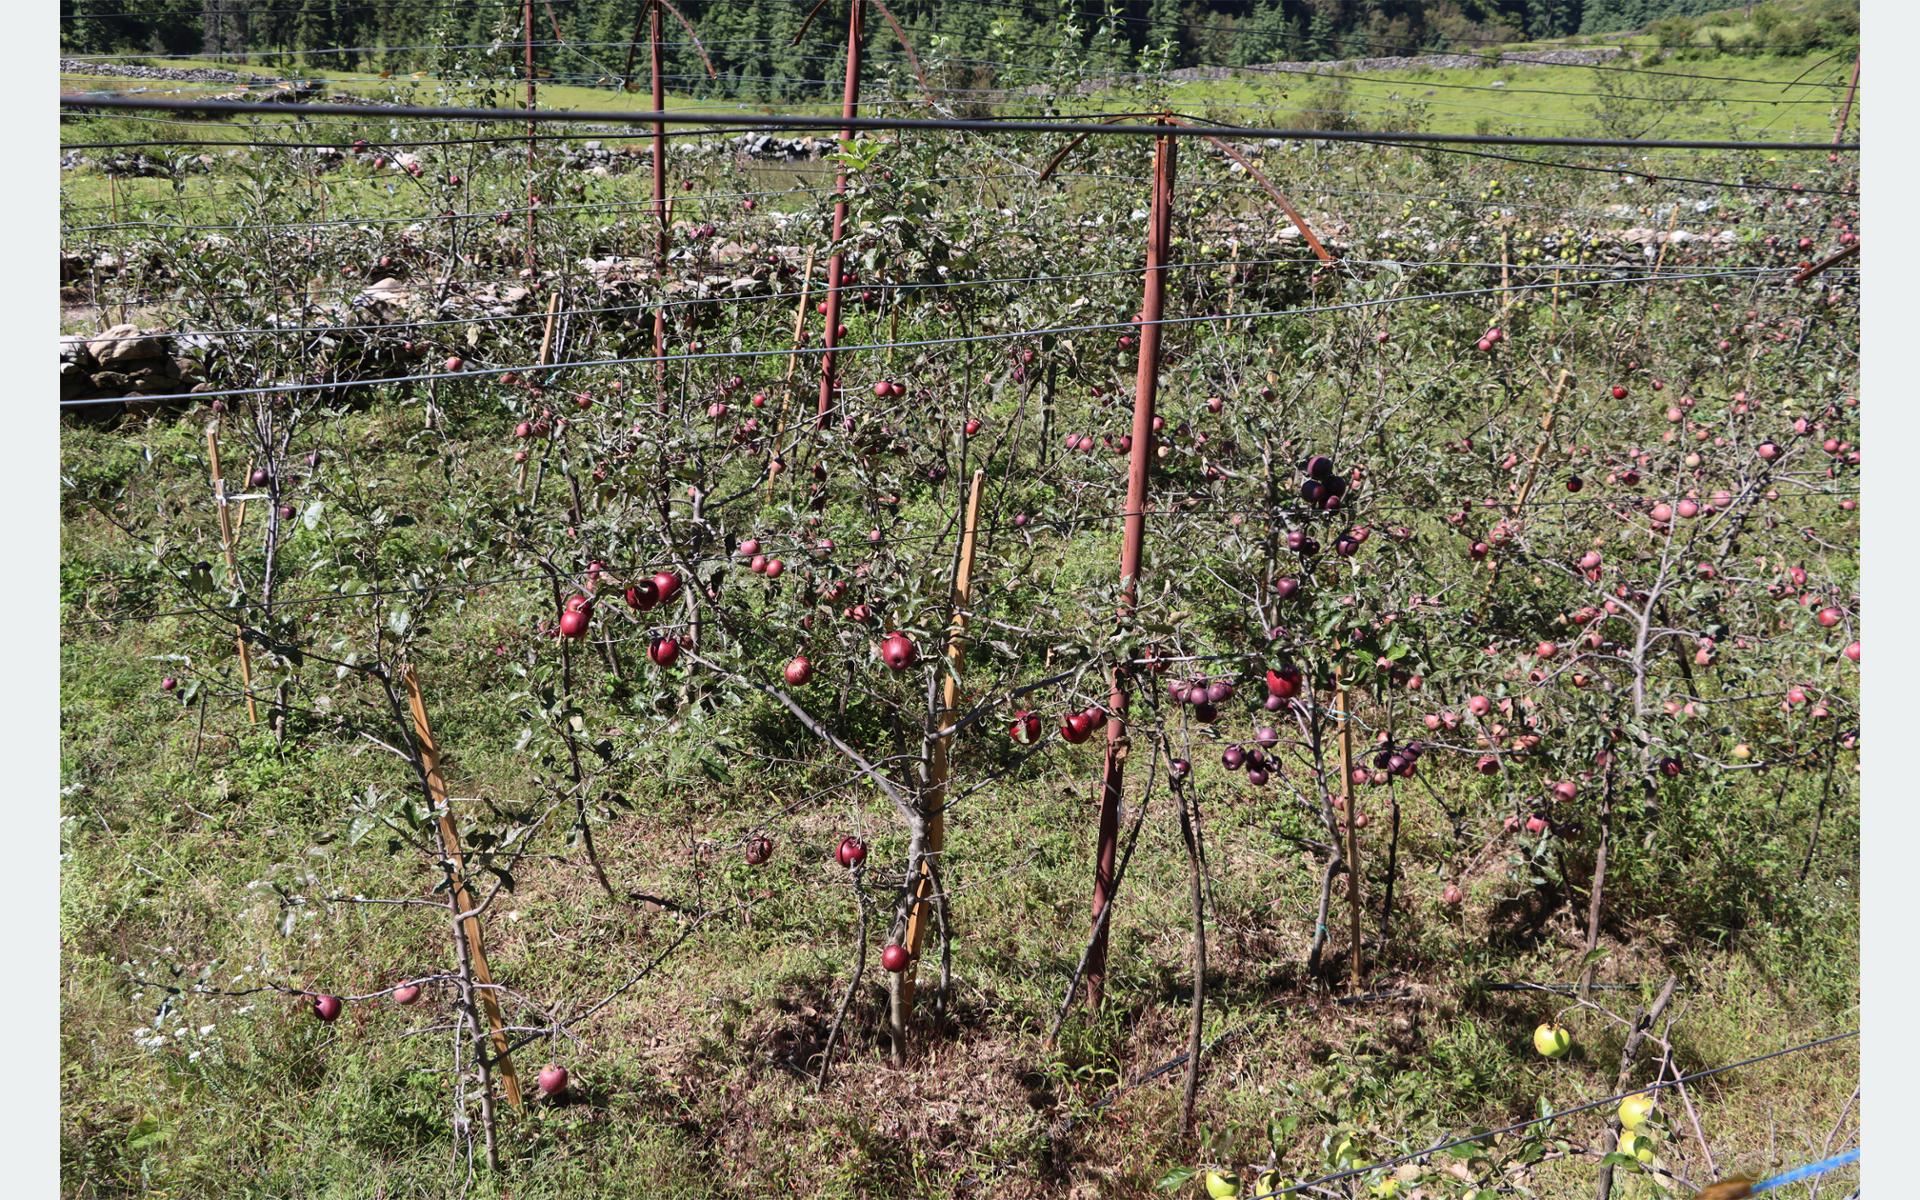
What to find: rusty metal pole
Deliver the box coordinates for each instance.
[816,0,864,426]
[1336,671,1361,995]
[1086,125,1175,1010]
[523,0,538,284]
[650,0,670,399]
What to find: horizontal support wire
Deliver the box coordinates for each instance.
[58,95,1860,152]
[56,266,1827,408]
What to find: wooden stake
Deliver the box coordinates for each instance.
[523,0,539,283]
[768,245,817,494]
[1640,204,1682,333]
[1500,222,1512,322]
[537,290,560,365]
[1833,57,1859,147]
[401,666,524,1111]
[109,176,127,324]
[232,454,258,536]
[1487,368,1571,595]
[206,425,259,725]
[650,0,669,400]
[1336,671,1361,994]
[815,0,865,427]
[898,468,985,1026]
[515,293,561,494]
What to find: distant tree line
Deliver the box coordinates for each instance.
[57,1,1853,90]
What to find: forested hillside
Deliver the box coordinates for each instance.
[58,0,1853,83]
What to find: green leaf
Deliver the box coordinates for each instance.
[128,1116,165,1150]
[1154,1166,1195,1191]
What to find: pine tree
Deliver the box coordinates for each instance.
[1306,1,1340,59]
[1145,0,1184,66]
[1235,0,1291,67]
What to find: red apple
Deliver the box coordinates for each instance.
[880,632,916,671]
[880,943,910,972]
[649,635,680,668]
[311,994,342,1022]
[537,1064,568,1096]
[784,656,812,686]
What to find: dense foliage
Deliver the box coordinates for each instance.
[62,0,1856,77]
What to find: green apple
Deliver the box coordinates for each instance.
[1533,1022,1572,1058]
[1256,1171,1284,1198]
[1204,1170,1241,1199]
[1617,1130,1657,1165]
[1616,1092,1655,1130]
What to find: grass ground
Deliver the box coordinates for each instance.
[59,388,1860,1198]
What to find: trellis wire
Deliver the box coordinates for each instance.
[57,265,1816,408]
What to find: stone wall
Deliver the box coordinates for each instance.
[61,325,204,406]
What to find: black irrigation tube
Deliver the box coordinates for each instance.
[59,95,1860,152]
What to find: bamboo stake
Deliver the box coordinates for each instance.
[1640,203,1682,332]
[232,457,255,536]
[523,0,539,283]
[815,0,864,426]
[1336,671,1360,994]
[206,425,259,725]
[1833,57,1859,147]
[515,293,561,494]
[650,0,669,400]
[897,468,985,1029]
[1500,222,1512,322]
[1487,368,1572,595]
[768,245,817,494]
[401,666,524,1111]
[537,289,560,365]
[109,177,127,324]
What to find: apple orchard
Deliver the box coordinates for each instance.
[59,85,1859,1197]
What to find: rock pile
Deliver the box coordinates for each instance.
[59,58,283,86]
[61,325,204,406]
